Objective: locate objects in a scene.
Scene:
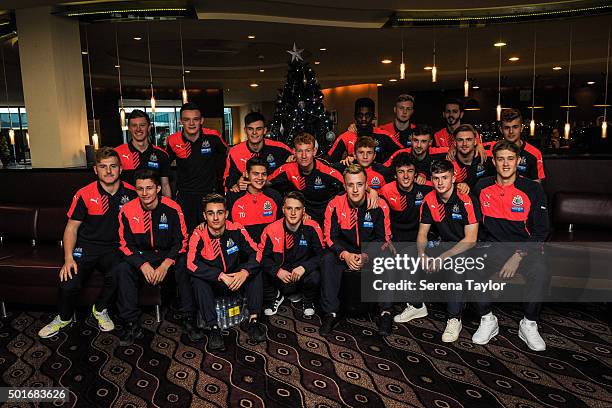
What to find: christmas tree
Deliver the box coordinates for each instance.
[268,43,333,150]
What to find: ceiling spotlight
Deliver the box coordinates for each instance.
[424,66,433,70]
[314,61,320,65]
[381,59,392,64]
[248,35,256,39]
[319,48,327,51]
[259,69,265,72]
[115,64,120,68]
[473,85,480,89]
[389,78,397,82]
[494,42,507,47]
[376,83,383,86]
[553,66,562,70]
[250,83,259,87]
[133,37,142,41]
[184,70,190,73]
[508,57,520,61]
[81,51,88,55]
[587,81,595,85]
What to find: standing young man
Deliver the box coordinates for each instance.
[320,164,393,337]
[268,132,344,225]
[434,99,465,147]
[471,140,550,351]
[376,94,417,147]
[226,157,283,242]
[417,160,480,342]
[327,98,402,164]
[258,191,324,317]
[166,102,228,231]
[225,112,293,192]
[38,148,137,338]
[115,109,171,197]
[116,169,197,346]
[187,194,265,351]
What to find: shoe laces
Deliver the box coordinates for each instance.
[447,318,461,329]
[94,308,111,323]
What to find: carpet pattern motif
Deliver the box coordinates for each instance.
[0,303,610,408]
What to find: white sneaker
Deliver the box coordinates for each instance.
[38,315,72,338]
[264,291,285,316]
[442,318,462,342]
[519,318,546,351]
[472,312,499,345]
[92,305,115,332]
[394,304,428,323]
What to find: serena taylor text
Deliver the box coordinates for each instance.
[373,280,508,293]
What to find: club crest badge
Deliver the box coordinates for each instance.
[263,200,273,216]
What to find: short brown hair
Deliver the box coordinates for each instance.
[355,136,377,150]
[453,124,478,138]
[202,193,226,210]
[501,108,522,124]
[283,191,305,206]
[343,163,366,178]
[95,147,120,164]
[396,94,415,105]
[293,132,316,148]
[492,140,520,158]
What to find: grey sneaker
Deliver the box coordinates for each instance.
[38,315,72,338]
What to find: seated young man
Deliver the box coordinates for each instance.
[115,169,198,346]
[417,160,479,343]
[320,164,393,337]
[38,148,137,338]
[187,194,265,351]
[226,157,283,242]
[258,191,324,317]
[268,132,344,226]
[471,140,550,351]
[333,136,394,191]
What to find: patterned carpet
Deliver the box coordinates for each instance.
[0,302,611,408]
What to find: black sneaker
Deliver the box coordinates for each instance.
[287,292,303,303]
[207,326,226,351]
[182,316,204,342]
[319,313,340,337]
[242,317,266,343]
[264,291,284,316]
[119,322,143,346]
[378,312,393,337]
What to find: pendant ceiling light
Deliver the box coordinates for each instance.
[146,23,156,118]
[530,29,537,136]
[84,26,98,149]
[564,26,573,140]
[602,24,610,139]
[464,29,469,97]
[0,45,14,145]
[115,26,127,132]
[399,29,406,80]
[179,20,188,104]
[496,35,505,121]
[431,32,437,83]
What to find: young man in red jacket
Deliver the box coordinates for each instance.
[377,94,417,148]
[187,194,265,351]
[38,148,137,338]
[333,136,394,191]
[258,191,324,317]
[116,169,197,346]
[320,164,393,337]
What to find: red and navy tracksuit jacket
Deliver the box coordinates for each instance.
[186,221,260,279]
[485,140,545,181]
[327,129,402,164]
[223,139,292,191]
[114,142,170,186]
[257,218,325,276]
[165,128,228,193]
[451,157,496,189]
[379,181,433,241]
[420,189,480,242]
[377,121,416,148]
[332,161,393,191]
[225,188,283,242]
[268,159,345,224]
[324,194,391,258]
[67,181,137,249]
[473,176,549,242]
[118,196,188,269]
[384,147,449,183]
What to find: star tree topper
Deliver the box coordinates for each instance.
[287,43,304,62]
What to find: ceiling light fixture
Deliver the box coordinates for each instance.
[509,57,520,61]
[553,66,562,70]
[494,42,506,47]
[496,33,503,120]
[473,85,480,89]
[146,22,156,135]
[381,59,392,64]
[399,29,406,80]
[250,83,259,87]
[1,45,15,151]
[603,24,610,138]
[133,37,142,41]
[84,27,99,149]
[259,68,265,72]
[564,26,573,140]
[432,31,437,83]
[588,81,595,85]
[314,61,320,65]
[248,35,256,39]
[179,21,188,104]
[389,78,397,82]
[530,29,537,136]
[464,28,469,97]
[319,48,327,51]
[115,26,127,132]
[81,51,88,55]
[424,66,433,70]
[376,83,383,86]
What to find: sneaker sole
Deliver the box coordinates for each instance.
[472,326,499,345]
[39,330,60,339]
[289,296,303,303]
[98,324,115,332]
[518,330,546,351]
[393,309,428,323]
[442,323,463,343]
[303,310,315,317]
